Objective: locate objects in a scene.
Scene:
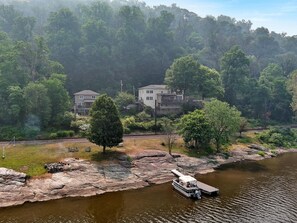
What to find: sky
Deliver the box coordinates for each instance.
[143,0,297,36]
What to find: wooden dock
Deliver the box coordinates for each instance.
[171,169,219,195]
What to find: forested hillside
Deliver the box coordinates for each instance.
[0,0,297,134]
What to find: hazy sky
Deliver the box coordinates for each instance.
[143,0,297,36]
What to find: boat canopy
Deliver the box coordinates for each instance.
[179,175,197,183]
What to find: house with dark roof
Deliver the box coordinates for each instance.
[74,90,99,115]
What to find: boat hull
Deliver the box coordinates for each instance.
[172,180,201,199]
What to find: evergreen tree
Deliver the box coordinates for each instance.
[88,94,123,154]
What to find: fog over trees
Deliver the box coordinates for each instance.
[0,0,297,132]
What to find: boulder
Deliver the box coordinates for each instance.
[248,144,269,151]
[0,168,26,187]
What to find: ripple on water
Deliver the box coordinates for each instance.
[1,153,297,223]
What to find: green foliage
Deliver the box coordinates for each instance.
[220,46,250,106]
[88,94,123,153]
[178,110,212,149]
[288,70,297,116]
[24,82,51,128]
[135,111,151,121]
[42,74,71,127]
[121,116,161,133]
[257,127,297,147]
[114,92,136,115]
[0,126,25,140]
[56,130,74,138]
[204,99,242,152]
[165,55,200,96]
[0,1,297,135]
[257,151,265,157]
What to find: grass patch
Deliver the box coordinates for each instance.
[236,136,254,144]
[0,142,102,176]
[257,151,265,157]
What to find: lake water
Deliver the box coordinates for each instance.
[1,153,297,223]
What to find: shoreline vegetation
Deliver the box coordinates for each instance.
[1,134,297,209]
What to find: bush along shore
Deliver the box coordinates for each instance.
[1,144,297,208]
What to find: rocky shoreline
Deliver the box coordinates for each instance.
[1,145,297,208]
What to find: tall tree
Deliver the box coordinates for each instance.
[198,65,224,99]
[287,70,297,116]
[220,45,250,106]
[165,55,200,96]
[46,8,81,90]
[24,82,51,128]
[88,94,123,154]
[259,63,292,122]
[204,99,241,152]
[42,74,71,127]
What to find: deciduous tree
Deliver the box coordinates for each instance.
[178,110,212,150]
[204,99,241,152]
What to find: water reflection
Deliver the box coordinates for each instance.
[1,153,297,223]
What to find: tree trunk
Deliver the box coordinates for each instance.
[103,145,106,154]
[215,139,220,153]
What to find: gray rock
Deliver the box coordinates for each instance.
[2,148,296,208]
[248,144,269,151]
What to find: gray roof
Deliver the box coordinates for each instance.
[74,90,99,95]
[139,85,167,90]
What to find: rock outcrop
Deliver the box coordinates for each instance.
[1,147,297,208]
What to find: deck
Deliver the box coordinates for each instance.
[171,169,219,195]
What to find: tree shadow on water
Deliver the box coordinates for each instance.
[217,160,268,172]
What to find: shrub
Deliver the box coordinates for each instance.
[257,127,297,147]
[49,133,58,139]
[55,130,75,138]
[0,126,25,140]
[257,151,265,157]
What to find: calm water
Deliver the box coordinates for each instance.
[1,153,297,223]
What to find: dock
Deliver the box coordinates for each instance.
[171,169,219,195]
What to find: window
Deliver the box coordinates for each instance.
[146,96,150,100]
[161,91,163,93]
[150,90,153,94]
[146,90,149,93]
[79,95,84,99]
[91,96,96,99]
[149,97,153,100]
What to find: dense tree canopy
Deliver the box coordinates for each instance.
[0,0,296,133]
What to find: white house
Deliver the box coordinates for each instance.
[74,90,99,115]
[138,85,169,109]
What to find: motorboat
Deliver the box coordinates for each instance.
[172,175,201,199]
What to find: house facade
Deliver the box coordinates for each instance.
[74,90,99,115]
[138,85,169,109]
[156,93,183,115]
[138,84,183,114]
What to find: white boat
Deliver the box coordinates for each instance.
[172,175,201,199]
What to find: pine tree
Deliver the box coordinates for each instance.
[88,94,123,153]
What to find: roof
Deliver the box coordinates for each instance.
[139,85,167,90]
[179,175,197,183]
[74,90,99,95]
